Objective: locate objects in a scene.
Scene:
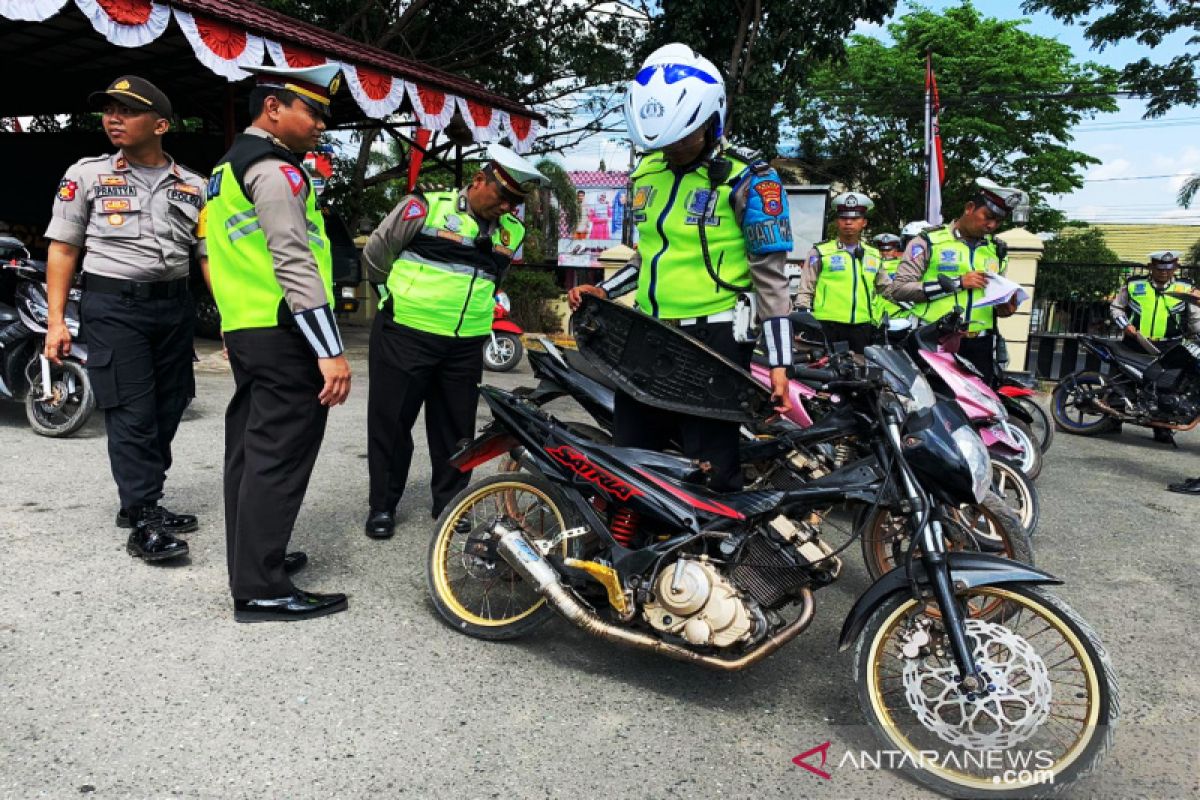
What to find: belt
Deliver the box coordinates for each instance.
[963,330,992,339]
[663,310,735,327]
[84,274,188,299]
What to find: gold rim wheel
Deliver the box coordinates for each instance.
[430,480,566,628]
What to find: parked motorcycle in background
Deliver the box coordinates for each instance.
[483,291,525,373]
[0,236,95,436]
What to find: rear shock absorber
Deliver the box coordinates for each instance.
[610,507,640,547]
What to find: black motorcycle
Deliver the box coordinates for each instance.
[1051,303,1200,440]
[0,236,95,437]
[427,322,1116,798]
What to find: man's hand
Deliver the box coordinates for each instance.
[44,320,72,365]
[567,284,606,311]
[317,355,351,406]
[1125,324,1138,337]
[996,297,1019,318]
[769,366,792,415]
[960,272,989,290]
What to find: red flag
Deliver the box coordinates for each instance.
[924,53,945,225]
[406,127,432,193]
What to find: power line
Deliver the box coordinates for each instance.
[1083,173,1198,183]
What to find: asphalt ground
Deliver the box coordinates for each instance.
[1,328,1197,799]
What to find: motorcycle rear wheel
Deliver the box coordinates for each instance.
[1005,419,1043,481]
[25,359,96,438]
[1014,395,1054,453]
[483,332,524,373]
[427,473,580,640]
[1051,371,1120,436]
[855,584,1118,798]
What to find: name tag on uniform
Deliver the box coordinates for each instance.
[95,185,136,198]
[101,198,131,213]
[167,187,202,208]
[828,254,846,272]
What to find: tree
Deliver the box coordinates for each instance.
[1038,223,1124,306]
[1021,0,1200,117]
[787,4,1119,232]
[644,0,900,156]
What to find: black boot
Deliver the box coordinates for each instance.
[126,506,189,562]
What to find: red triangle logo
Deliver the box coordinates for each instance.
[792,741,832,780]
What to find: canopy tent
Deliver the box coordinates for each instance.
[0,0,544,152]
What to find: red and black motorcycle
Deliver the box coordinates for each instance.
[425,324,1117,797]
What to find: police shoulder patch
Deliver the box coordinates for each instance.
[279,165,305,196]
[400,197,428,221]
[910,244,925,259]
[57,179,78,202]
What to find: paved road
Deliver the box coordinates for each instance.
[1,331,1197,799]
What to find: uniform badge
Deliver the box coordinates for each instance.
[167,188,202,208]
[101,198,131,213]
[57,179,77,202]
[400,198,427,221]
[911,244,924,259]
[828,254,846,272]
[99,175,127,187]
[500,228,511,246]
[984,257,999,272]
[753,180,784,216]
[207,171,223,200]
[632,186,654,210]
[808,253,819,267]
[114,157,128,171]
[279,165,305,196]
[108,213,125,226]
[940,250,957,263]
[173,183,200,195]
[445,214,462,233]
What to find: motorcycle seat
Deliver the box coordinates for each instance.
[0,302,18,323]
[1107,339,1157,367]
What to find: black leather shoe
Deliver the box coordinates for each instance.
[1166,477,1200,495]
[126,508,189,562]
[117,505,198,534]
[1153,428,1177,445]
[234,590,348,623]
[364,510,395,539]
[283,551,308,575]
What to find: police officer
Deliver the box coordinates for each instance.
[360,144,546,538]
[44,76,205,563]
[795,192,889,353]
[885,178,1025,381]
[568,43,794,492]
[871,232,912,325]
[206,64,350,622]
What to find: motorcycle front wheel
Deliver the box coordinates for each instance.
[1051,371,1120,436]
[991,459,1039,536]
[25,358,96,437]
[1005,419,1043,481]
[483,332,525,372]
[427,473,580,641]
[1014,396,1054,453]
[855,584,1118,798]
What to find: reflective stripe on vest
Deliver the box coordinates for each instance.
[913,227,1007,332]
[384,192,525,337]
[812,240,880,325]
[206,159,332,332]
[630,152,752,319]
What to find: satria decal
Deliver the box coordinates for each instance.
[545,445,642,501]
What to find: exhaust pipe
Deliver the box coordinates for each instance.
[492,520,815,672]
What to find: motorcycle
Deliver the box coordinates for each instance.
[0,237,95,437]
[483,291,525,373]
[995,372,1053,453]
[1051,308,1200,440]
[428,312,1116,798]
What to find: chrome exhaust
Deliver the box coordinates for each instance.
[492,520,815,672]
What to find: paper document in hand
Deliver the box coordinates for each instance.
[974,274,1029,309]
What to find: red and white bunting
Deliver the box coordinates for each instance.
[342,63,405,119]
[174,8,263,81]
[457,97,506,143]
[0,0,68,21]
[265,39,329,69]
[406,82,459,131]
[506,114,539,154]
[74,0,169,47]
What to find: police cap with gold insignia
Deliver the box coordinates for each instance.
[832,191,874,218]
[89,76,173,119]
[974,177,1026,218]
[245,64,343,118]
[1149,250,1181,267]
[872,233,902,249]
[484,143,549,200]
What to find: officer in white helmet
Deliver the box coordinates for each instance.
[568,43,794,491]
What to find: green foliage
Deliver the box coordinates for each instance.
[521,159,578,263]
[1022,0,1200,116]
[789,3,1119,232]
[1038,223,1124,303]
[503,268,563,333]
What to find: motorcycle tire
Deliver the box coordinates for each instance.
[427,473,583,641]
[859,491,1032,581]
[1015,395,1054,453]
[1005,418,1043,481]
[483,332,524,373]
[991,458,1039,536]
[854,583,1118,798]
[25,359,96,438]
[1051,371,1120,436]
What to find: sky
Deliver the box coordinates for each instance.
[554,1,1200,226]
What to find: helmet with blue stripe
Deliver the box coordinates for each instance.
[623,43,726,151]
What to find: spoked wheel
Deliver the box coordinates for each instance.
[426,473,579,640]
[855,584,1118,798]
[25,359,96,437]
[1051,371,1120,436]
[860,491,1032,581]
[992,459,1039,536]
[1005,419,1043,481]
[1014,396,1054,453]
[483,332,525,372]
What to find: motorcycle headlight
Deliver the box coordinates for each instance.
[951,426,992,503]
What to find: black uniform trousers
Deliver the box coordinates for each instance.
[958,333,997,385]
[223,327,328,599]
[367,312,486,518]
[614,321,754,492]
[820,320,875,355]
[80,289,195,511]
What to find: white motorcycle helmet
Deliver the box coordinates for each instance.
[624,43,726,151]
